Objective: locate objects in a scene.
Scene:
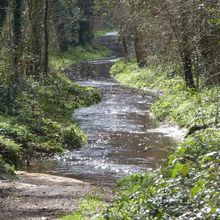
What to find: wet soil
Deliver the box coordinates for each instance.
[0,172,113,220]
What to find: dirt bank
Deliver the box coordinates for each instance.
[0,172,113,220]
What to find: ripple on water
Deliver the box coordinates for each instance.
[28,79,182,185]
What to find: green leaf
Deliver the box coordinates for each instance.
[191,179,205,196]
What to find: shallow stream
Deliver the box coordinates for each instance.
[29,65,182,185]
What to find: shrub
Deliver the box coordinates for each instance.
[0,72,101,171]
[104,61,220,220]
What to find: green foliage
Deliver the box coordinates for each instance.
[94,29,118,38]
[60,194,108,220]
[104,60,220,219]
[0,134,21,165]
[111,60,220,127]
[61,213,85,220]
[62,125,87,149]
[110,60,183,90]
[0,72,101,172]
[152,87,220,127]
[103,130,220,219]
[0,155,16,179]
[50,45,111,69]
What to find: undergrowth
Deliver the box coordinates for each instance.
[111,60,220,127]
[103,129,220,219]
[0,44,108,176]
[50,45,111,69]
[60,194,108,220]
[0,72,101,175]
[97,60,220,219]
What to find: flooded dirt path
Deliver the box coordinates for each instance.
[0,33,184,219]
[28,74,182,185]
[0,59,184,220]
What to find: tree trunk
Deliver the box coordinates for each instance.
[180,48,195,88]
[7,0,22,113]
[12,0,22,75]
[44,0,49,75]
[57,23,69,52]
[122,37,129,61]
[78,19,89,46]
[30,0,43,76]
[78,18,94,45]
[0,0,8,30]
[134,37,141,65]
[134,35,147,68]
[52,0,69,52]
[78,0,94,45]
[180,0,195,88]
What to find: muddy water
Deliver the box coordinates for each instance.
[28,74,182,185]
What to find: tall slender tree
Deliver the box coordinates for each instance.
[30,0,43,76]
[0,0,8,31]
[52,0,69,52]
[179,0,195,88]
[78,0,94,45]
[44,0,49,75]
[12,0,22,73]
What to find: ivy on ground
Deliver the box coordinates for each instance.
[102,60,220,220]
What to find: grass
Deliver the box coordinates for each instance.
[0,50,102,176]
[50,45,111,69]
[98,60,220,219]
[94,29,118,38]
[0,43,113,176]
[111,60,220,127]
[60,194,108,220]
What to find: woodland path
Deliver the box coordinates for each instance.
[0,33,183,220]
[0,172,113,220]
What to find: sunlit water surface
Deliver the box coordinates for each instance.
[28,69,182,185]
